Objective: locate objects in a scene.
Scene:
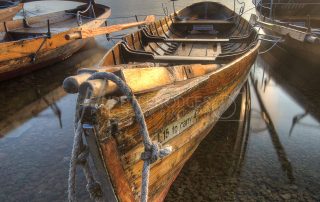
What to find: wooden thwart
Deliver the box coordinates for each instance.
[173,20,234,25]
[165,38,229,43]
[152,55,218,63]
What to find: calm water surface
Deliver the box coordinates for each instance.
[1,0,320,201]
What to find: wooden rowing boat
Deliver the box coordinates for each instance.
[0,0,23,22]
[253,0,320,65]
[0,1,110,81]
[64,2,260,201]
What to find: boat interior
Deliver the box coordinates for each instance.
[256,0,320,34]
[100,2,258,68]
[0,3,109,42]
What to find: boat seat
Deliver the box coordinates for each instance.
[152,55,217,64]
[172,19,235,31]
[119,41,222,64]
[173,20,234,25]
[166,38,229,43]
[140,28,251,45]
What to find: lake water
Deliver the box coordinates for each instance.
[0,0,319,201]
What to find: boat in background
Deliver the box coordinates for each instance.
[0,0,23,22]
[253,0,320,65]
[0,0,110,81]
[64,1,260,201]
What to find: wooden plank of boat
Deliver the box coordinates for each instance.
[0,1,23,22]
[64,1,260,201]
[0,1,111,81]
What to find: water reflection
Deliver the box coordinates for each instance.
[255,45,320,123]
[250,74,295,183]
[166,84,251,201]
[167,46,320,201]
[0,39,106,137]
[0,39,107,201]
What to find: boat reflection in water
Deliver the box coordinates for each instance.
[167,45,320,201]
[0,40,107,201]
[0,39,106,137]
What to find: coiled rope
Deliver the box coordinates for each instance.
[68,72,172,202]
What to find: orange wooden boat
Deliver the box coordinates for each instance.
[64,2,260,201]
[0,1,110,81]
[0,0,23,22]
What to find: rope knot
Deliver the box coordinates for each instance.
[141,142,172,164]
[86,181,102,200]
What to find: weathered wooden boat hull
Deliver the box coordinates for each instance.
[0,3,111,81]
[95,46,258,202]
[0,2,23,22]
[254,0,320,65]
[66,2,260,201]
